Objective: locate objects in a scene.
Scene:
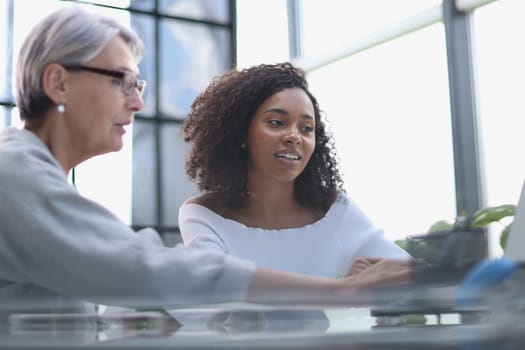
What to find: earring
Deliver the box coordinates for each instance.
[57,103,65,113]
[241,143,246,149]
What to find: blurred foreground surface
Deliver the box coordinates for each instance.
[2,277,525,350]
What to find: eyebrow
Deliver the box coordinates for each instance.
[115,66,140,76]
[264,108,314,121]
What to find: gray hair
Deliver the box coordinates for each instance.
[16,5,144,121]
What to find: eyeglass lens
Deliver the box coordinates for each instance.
[123,72,146,97]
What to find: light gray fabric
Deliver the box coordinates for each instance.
[0,127,256,315]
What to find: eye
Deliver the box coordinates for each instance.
[123,73,140,93]
[110,78,123,86]
[302,125,314,133]
[268,119,284,127]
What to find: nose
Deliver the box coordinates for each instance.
[283,126,301,144]
[126,89,144,112]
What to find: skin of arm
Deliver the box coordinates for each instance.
[246,258,411,305]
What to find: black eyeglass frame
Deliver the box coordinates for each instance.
[62,65,147,97]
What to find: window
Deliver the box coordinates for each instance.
[472,0,525,255]
[307,23,455,241]
[236,0,289,69]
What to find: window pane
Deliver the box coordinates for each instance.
[131,14,156,116]
[86,0,132,8]
[129,0,155,11]
[159,0,230,24]
[159,19,231,118]
[302,0,442,58]
[91,0,156,11]
[74,130,133,225]
[473,0,525,254]
[236,0,289,68]
[307,24,455,241]
[160,123,200,227]
[132,121,158,226]
[9,107,22,128]
[2,107,20,129]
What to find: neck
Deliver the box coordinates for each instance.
[25,114,85,175]
[240,175,317,229]
[246,175,296,213]
[246,189,297,219]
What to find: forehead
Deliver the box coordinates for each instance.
[86,36,139,74]
[258,88,315,114]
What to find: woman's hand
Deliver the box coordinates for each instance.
[346,257,383,276]
[247,259,411,305]
[343,258,411,289]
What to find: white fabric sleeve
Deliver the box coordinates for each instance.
[178,204,227,254]
[352,232,412,259]
[336,194,412,267]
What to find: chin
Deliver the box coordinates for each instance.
[107,148,122,155]
[98,142,123,156]
[111,143,124,153]
[110,137,124,152]
[275,174,301,183]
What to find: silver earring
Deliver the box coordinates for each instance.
[241,143,246,149]
[57,104,65,113]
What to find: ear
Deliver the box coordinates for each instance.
[42,63,68,104]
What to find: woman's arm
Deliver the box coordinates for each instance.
[247,258,411,305]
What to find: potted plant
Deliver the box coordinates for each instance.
[395,204,516,256]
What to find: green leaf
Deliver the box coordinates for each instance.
[500,224,512,250]
[470,204,516,227]
[428,220,454,233]
[395,239,408,251]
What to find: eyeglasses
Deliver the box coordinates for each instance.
[63,65,147,97]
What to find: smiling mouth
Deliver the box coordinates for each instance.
[274,152,302,161]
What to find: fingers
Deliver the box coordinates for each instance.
[344,258,412,289]
[346,259,372,276]
[346,257,410,277]
[376,263,411,284]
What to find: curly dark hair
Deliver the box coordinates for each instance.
[183,62,344,212]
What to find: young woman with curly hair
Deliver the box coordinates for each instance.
[180,62,409,280]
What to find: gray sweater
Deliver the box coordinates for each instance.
[0,128,255,315]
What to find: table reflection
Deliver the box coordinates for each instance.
[2,295,525,349]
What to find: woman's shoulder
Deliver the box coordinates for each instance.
[183,192,227,215]
[329,191,350,209]
[0,128,64,186]
[323,191,366,223]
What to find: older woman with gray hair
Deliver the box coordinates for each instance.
[0,5,410,317]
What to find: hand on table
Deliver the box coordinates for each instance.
[344,258,411,289]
